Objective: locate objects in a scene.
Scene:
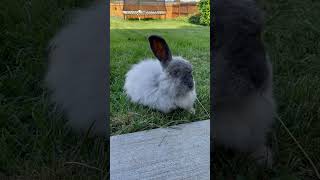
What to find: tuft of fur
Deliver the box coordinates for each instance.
[124,36,196,114]
[212,0,276,166]
[45,1,107,136]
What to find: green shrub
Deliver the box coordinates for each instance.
[198,0,210,26]
[188,13,201,25]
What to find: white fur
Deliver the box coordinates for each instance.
[45,1,107,136]
[124,58,196,113]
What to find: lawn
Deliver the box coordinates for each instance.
[213,0,320,179]
[2,0,319,179]
[0,0,108,178]
[110,17,210,135]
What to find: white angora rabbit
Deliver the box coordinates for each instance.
[124,35,197,114]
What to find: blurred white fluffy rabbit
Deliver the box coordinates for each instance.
[213,0,276,166]
[45,0,107,136]
[124,35,197,114]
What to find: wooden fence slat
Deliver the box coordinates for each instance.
[110,2,199,19]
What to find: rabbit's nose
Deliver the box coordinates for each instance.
[187,82,194,89]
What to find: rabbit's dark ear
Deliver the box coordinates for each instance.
[148,35,172,68]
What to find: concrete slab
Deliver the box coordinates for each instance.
[110,120,210,180]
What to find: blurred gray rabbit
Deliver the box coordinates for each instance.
[124,35,197,114]
[212,0,276,166]
[45,0,107,136]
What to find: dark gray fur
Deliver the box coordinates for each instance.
[213,0,268,100]
[166,59,194,96]
[212,0,275,165]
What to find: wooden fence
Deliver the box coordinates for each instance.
[110,2,199,19]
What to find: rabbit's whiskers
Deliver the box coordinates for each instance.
[196,97,210,119]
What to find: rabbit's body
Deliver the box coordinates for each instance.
[125,59,196,113]
[124,36,196,114]
[45,0,107,136]
[213,0,275,165]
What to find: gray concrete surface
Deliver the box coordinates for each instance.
[110,120,210,180]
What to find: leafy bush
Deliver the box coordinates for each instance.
[198,0,210,26]
[188,13,201,25]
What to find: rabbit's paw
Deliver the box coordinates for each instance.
[251,145,273,168]
[188,107,196,114]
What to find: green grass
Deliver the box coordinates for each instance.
[2,0,319,178]
[0,0,107,178]
[213,0,320,179]
[110,17,210,135]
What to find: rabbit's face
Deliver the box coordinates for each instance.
[148,35,194,96]
[166,59,194,95]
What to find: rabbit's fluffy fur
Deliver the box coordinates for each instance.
[124,58,196,114]
[45,0,275,166]
[213,0,276,165]
[124,36,196,114]
[45,1,107,136]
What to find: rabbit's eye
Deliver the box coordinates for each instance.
[172,70,179,76]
